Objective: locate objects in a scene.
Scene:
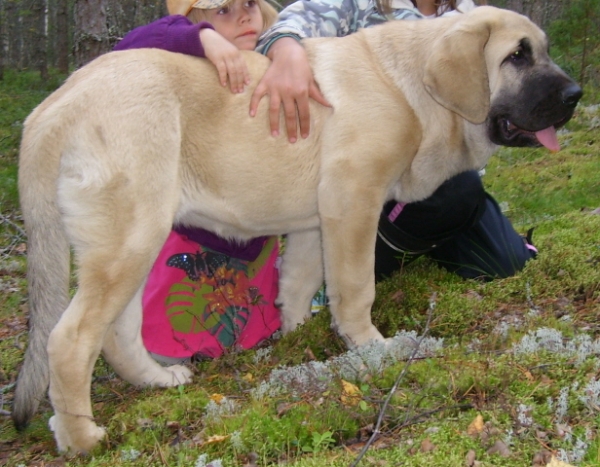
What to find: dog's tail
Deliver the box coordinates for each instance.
[12,107,71,430]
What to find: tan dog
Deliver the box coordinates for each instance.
[13,6,580,453]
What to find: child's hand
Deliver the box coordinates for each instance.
[200,28,250,94]
[250,37,330,143]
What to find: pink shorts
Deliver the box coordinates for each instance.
[142,231,281,359]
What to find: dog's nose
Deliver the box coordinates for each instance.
[562,83,583,108]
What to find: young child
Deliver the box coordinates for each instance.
[114,0,281,364]
[116,0,277,92]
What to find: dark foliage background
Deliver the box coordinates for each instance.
[0,0,598,86]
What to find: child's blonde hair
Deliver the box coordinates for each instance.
[187,0,278,33]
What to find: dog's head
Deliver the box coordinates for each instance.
[423,6,582,151]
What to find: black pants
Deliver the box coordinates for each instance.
[375,170,536,281]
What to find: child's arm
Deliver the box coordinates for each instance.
[114,16,212,57]
[115,16,249,93]
[199,28,250,94]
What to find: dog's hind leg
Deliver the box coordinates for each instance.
[278,229,324,333]
[102,281,193,387]
[47,172,180,453]
[46,232,172,453]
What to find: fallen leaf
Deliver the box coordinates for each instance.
[276,401,296,417]
[486,440,511,458]
[242,372,254,383]
[420,438,436,453]
[465,290,483,301]
[532,450,553,467]
[204,434,230,445]
[480,421,501,442]
[210,393,225,404]
[467,414,484,437]
[391,290,405,304]
[305,347,317,360]
[465,449,477,467]
[546,457,575,467]
[242,452,259,467]
[341,379,362,406]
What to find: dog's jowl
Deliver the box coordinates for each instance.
[13,6,581,453]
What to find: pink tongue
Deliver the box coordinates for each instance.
[535,126,560,152]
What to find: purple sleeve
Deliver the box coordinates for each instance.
[113,15,215,58]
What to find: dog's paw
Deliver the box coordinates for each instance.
[280,312,311,335]
[153,365,193,387]
[49,414,106,454]
[338,323,385,348]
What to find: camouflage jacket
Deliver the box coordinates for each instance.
[256,0,476,54]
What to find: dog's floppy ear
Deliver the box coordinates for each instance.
[423,17,492,124]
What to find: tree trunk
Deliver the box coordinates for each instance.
[0,0,5,79]
[74,0,110,68]
[55,0,69,73]
[500,0,567,28]
[102,0,165,45]
[31,0,48,79]
[5,0,23,68]
[73,0,165,67]
[578,0,590,86]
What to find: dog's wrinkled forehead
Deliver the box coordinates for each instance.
[485,12,550,66]
[483,12,552,92]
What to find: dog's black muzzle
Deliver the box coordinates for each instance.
[488,71,583,149]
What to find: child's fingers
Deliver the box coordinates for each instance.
[227,56,249,94]
[215,61,229,88]
[242,61,251,86]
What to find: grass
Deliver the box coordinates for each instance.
[0,69,599,467]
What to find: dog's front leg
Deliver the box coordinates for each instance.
[278,229,324,333]
[319,188,385,347]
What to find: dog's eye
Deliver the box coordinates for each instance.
[510,49,524,61]
[507,45,529,66]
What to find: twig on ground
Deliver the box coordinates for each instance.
[394,403,474,431]
[0,332,26,344]
[0,213,26,238]
[0,213,27,259]
[1,383,16,394]
[349,292,437,467]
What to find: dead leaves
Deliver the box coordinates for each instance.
[467,414,484,436]
[209,393,225,404]
[486,439,512,457]
[460,414,578,466]
[545,457,575,467]
[463,413,512,465]
[532,450,554,467]
[419,437,436,453]
[340,380,362,407]
[465,449,478,467]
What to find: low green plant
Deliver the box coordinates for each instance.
[300,430,336,453]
